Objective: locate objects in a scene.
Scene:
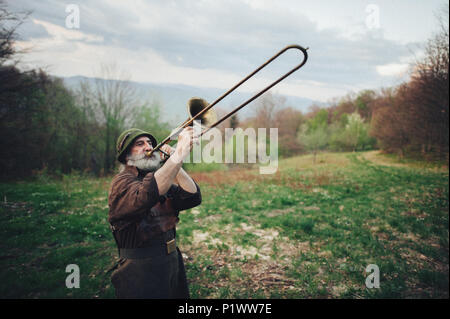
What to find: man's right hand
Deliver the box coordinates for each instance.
[171,127,199,163]
[154,127,199,195]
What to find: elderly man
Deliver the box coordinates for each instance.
[108,127,201,299]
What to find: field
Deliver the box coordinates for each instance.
[0,151,448,298]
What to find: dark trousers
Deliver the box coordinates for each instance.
[111,247,189,299]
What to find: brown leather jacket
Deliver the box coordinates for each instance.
[108,165,201,248]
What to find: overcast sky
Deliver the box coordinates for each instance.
[7,0,447,102]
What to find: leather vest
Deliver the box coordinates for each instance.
[135,195,180,244]
[111,195,180,248]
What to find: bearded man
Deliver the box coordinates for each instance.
[108,127,201,299]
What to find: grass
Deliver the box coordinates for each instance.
[0,151,448,298]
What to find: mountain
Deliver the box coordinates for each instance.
[62,75,318,125]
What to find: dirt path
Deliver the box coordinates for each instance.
[360,150,448,173]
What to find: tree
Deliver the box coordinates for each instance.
[370,5,449,161]
[71,80,100,174]
[273,107,304,156]
[0,2,32,126]
[0,68,93,177]
[251,92,284,129]
[369,86,411,157]
[408,4,449,159]
[90,64,139,172]
[297,124,328,163]
[344,112,366,152]
[131,99,171,143]
[229,114,239,129]
[0,1,29,66]
[355,90,376,119]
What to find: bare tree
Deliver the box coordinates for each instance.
[0,1,30,66]
[409,4,449,159]
[297,124,328,163]
[274,107,304,155]
[251,92,285,129]
[91,63,139,172]
[369,5,448,161]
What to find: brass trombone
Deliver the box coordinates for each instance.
[147,44,309,158]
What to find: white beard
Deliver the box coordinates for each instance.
[126,152,163,172]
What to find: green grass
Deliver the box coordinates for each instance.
[0,151,448,298]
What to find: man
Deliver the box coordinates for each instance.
[108,127,201,298]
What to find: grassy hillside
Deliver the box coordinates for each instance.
[0,152,448,298]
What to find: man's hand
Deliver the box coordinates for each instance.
[170,127,199,164]
[154,127,199,195]
[159,144,175,160]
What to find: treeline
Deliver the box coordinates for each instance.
[1,67,92,177]
[242,64,448,163]
[240,90,377,161]
[0,64,171,179]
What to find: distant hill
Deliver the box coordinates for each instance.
[63,75,318,125]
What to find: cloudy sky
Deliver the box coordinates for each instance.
[7,0,446,102]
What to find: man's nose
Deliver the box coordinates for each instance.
[143,142,153,151]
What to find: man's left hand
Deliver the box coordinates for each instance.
[160,145,175,160]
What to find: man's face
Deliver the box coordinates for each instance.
[130,136,153,156]
[126,136,162,172]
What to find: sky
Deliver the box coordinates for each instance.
[6,0,447,103]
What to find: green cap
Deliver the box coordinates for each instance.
[116,128,157,164]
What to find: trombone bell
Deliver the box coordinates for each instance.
[187,97,217,128]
